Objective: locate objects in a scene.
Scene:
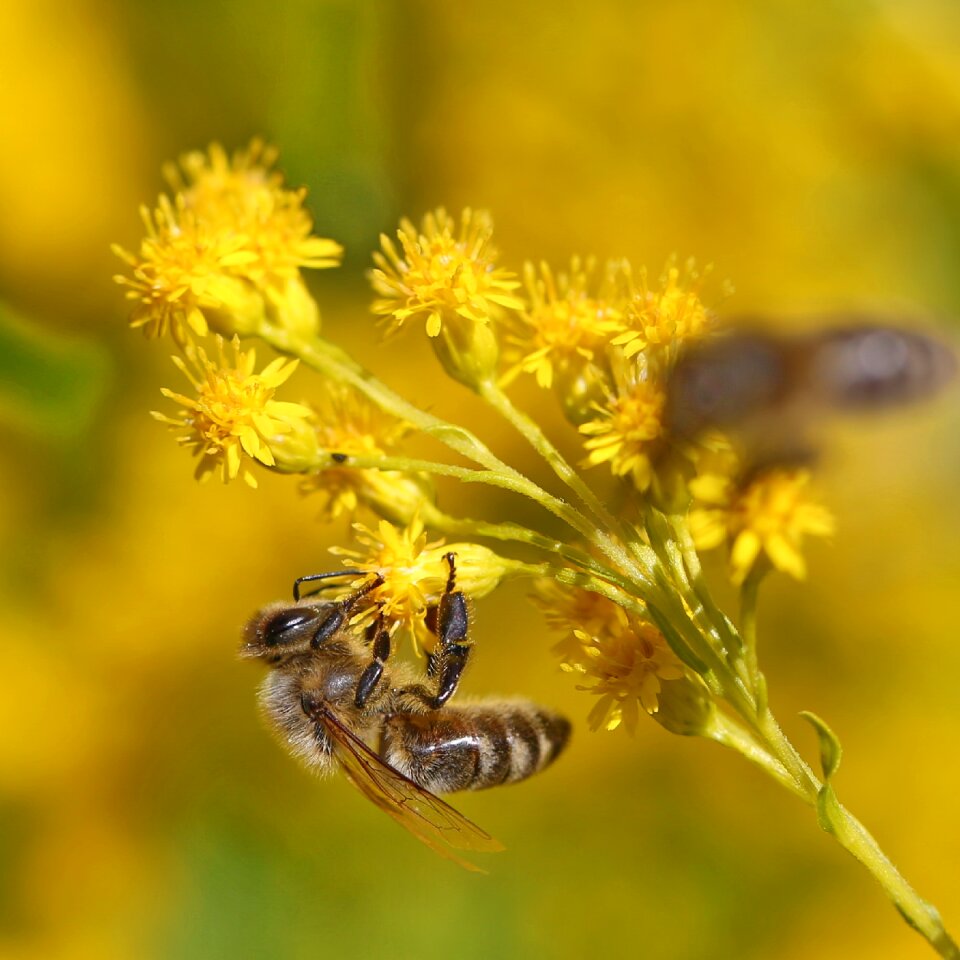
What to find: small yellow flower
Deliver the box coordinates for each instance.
[611,259,713,359]
[688,448,835,585]
[170,140,343,288]
[507,257,624,389]
[333,518,518,654]
[299,384,433,523]
[370,207,523,338]
[114,197,263,345]
[153,336,313,487]
[531,580,626,643]
[579,354,666,490]
[114,141,342,344]
[560,607,684,734]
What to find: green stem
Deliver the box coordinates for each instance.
[267,329,654,589]
[477,379,637,546]
[716,704,958,956]
[708,711,808,802]
[827,807,959,959]
[418,503,640,595]
[479,381,658,592]
[263,328,597,544]
[739,568,763,690]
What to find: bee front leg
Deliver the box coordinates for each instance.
[426,552,472,709]
[354,619,391,709]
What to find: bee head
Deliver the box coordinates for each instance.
[240,599,344,663]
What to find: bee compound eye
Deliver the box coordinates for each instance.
[262,608,316,646]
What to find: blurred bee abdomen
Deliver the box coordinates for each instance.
[664,321,957,455]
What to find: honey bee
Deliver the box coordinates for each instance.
[664,320,956,463]
[240,554,571,871]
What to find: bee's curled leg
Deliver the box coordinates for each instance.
[354,619,391,708]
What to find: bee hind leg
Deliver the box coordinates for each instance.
[425,552,471,709]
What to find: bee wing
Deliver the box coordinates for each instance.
[318,707,505,872]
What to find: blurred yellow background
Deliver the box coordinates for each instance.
[2,1,960,958]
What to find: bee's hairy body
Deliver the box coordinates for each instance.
[257,629,570,792]
[241,562,571,866]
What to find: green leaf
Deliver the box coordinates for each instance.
[799,710,843,781]
[645,603,709,675]
[815,783,844,836]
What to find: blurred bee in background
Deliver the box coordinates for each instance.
[664,319,957,467]
[241,554,571,871]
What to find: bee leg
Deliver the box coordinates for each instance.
[307,573,385,649]
[428,552,471,709]
[293,570,383,603]
[355,619,391,709]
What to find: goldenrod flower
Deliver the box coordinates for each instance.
[688,451,835,585]
[579,354,666,490]
[114,197,264,345]
[611,260,712,358]
[115,141,342,344]
[370,208,523,338]
[560,608,684,733]
[333,517,518,654]
[508,257,624,389]
[531,579,626,646]
[299,384,433,523]
[170,141,343,288]
[153,336,313,487]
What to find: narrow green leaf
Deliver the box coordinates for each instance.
[800,710,843,781]
[815,783,844,836]
[645,603,709,675]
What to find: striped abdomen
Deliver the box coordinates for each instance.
[380,700,571,793]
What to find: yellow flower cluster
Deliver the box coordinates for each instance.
[368,214,716,489]
[118,141,841,750]
[611,260,712,358]
[115,142,351,490]
[299,383,432,523]
[333,517,523,655]
[114,140,342,346]
[370,207,523,338]
[153,337,314,487]
[508,257,624,389]
[535,582,685,733]
[579,353,667,491]
[688,445,835,585]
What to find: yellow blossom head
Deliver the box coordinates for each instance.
[508,257,624,390]
[369,207,523,339]
[114,141,342,344]
[611,259,715,359]
[153,336,314,487]
[169,141,343,290]
[688,446,835,585]
[298,383,434,523]
[561,608,684,734]
[534,582,684,733]
[333,517,521,655]
[113,197,266,346]
[579,352,667,490]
